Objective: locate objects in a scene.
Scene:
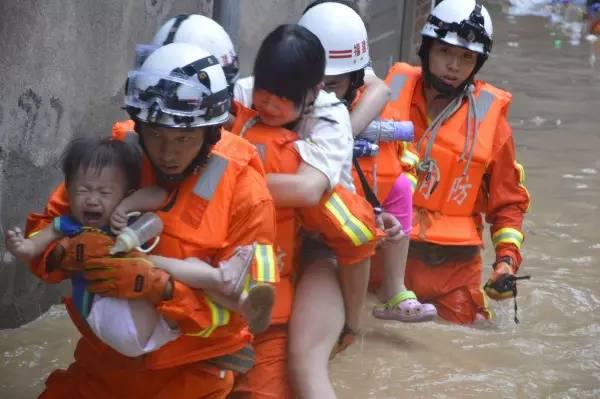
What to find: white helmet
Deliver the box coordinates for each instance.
[421,0,493,55]
[125,42,230,128]
[298,2,369,76]
[152,14,240,85]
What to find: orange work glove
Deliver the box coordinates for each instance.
[83,252,171,304]
[52,230,115,275]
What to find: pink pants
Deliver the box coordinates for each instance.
[381,174,413,234]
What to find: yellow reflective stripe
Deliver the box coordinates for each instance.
[405,174,418,194]
[325,193,374,247]
[492,227,524,249]
[515,162,526,184]
[27,229,42,238]
[254,244,277,283]
[515,161,531,212]
[400,150,419,168]
[186,297,230,338]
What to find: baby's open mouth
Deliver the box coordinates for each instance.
[82,211,103,225]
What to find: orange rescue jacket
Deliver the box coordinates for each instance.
[231,103,300,325]
[27,121,277,369]
[384,63,513,247]
[230,102,380,322]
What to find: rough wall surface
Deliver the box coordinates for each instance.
[0,0,212,329]
[0,0,433,329]
[226,0,432,77]
[408,0,436,64]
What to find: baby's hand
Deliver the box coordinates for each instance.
[5,227,35,262]
[110,205,130,234]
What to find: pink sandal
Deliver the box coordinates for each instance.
[372,291,437,322]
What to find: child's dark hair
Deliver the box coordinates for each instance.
[253,24,325,107]
[62,137,142,191]
[303,0,361,16]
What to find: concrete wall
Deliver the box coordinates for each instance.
[216,0,316,77]
[0,0,433,329]
[0,0,213,329]
[217,0,433,78]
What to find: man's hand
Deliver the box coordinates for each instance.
[484,261,516,301]
[84,252,171,304]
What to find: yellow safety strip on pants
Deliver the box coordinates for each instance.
[325,192,374,247]
[186,296,231,338]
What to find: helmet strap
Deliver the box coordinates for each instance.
[163,14,191,45]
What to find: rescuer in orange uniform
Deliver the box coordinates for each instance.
[383,0,530,324]
[25,43,277,398]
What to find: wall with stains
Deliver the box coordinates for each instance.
[219,0,432,78]
[0,0,213,328]
[0,0,434,329]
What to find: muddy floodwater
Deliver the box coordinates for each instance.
[2,1,600,398]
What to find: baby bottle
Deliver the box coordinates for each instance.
[110,212,163,255]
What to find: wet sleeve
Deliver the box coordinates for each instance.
[155,280,217,333]
[298,185,381,266]
[485,118,531,271]
[25,182,71,283]
[294,106,354,190]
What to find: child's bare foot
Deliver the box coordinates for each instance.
[219,244,255,297]
[240,283,275,334]
[5,227,36,263]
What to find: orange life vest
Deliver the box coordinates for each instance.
[384,63,511,246]
[230,103,301,325]
[351,88,405,203]
[231,102,381,321]
[95,122,270,368]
